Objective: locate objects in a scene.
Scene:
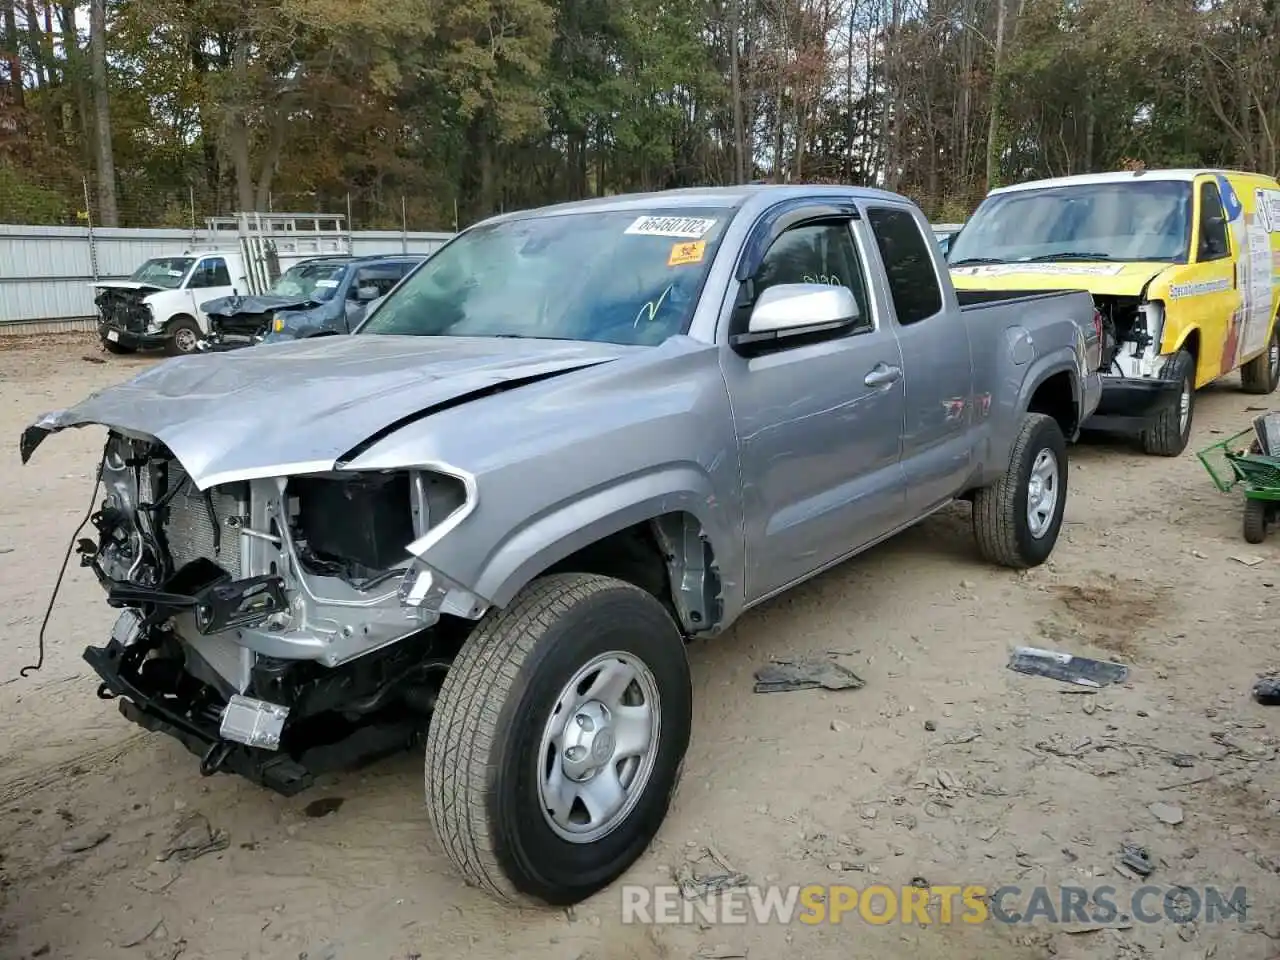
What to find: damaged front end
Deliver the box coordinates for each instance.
[81,431,478,795]
[1090,294,1183,430]
[201,296,320,352]
[96,285,161,349]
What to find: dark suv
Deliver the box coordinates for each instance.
[199,253,427,350]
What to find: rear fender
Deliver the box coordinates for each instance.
[978,348,1079,484]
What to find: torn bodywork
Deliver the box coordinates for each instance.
[21,333,732,796]
[81,432,471,794]
[1090,292,1183,431]
[202,294,319,350]
[95,285,158,338]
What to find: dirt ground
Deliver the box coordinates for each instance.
[1,333,1278,960]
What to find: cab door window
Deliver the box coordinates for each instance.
[187,257,231,288]
[753,221,872,332]
[866,206,944,326]
[1197,182,1231,262]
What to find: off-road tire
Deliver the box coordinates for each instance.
[424,573,692,906]
[972,412,1068,569]
[1240,324,1280,395]
[1141,349,1196,457]
[1243,499,1268,545]
[165,315,202,356]
[100,336,135,355]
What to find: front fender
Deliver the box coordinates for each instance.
[457,464,736,613]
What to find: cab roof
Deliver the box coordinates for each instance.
[990,168,1278,195]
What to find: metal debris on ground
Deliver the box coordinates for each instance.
[120,919,166,949]
[752,659,865,694]
[676,844,749,900]
[157,812,230,863]
[1119,842,1155,877]
[1006,646,1129,688]
[694,947,747,959]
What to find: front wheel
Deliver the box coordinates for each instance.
[1243,499,1268,544]
[972,412,1068,569]
[1240,324,1280,395]
[165,316,202,356]
[424,573,692,906]
[1141,349,1196,457]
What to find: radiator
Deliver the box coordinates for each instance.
[159,465,244,580]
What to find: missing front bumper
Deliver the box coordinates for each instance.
[84,632,422,798]
[84,638,315,795]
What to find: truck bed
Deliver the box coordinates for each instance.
[956,288,1083,310]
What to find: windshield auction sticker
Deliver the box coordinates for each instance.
[625,216,718,239]
[668,241,706,266]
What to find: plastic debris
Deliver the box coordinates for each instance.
[1006,646,1129,688]
[1253,677,1280,706]
[753,659,865,694]
[1148,801,1185,825]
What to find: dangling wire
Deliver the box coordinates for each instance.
[21,453,106,678]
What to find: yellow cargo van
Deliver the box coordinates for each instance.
[947,169,1280,456]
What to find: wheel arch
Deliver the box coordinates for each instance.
[468,471,732,635]
[1172,326,1202,382]
[1016,352,1081,437]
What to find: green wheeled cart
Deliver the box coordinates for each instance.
[1197,416,1280,544]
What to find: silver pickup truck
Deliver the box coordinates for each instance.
[20,184,1101,907]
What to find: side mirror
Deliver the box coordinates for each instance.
[356,284,380,301]
[732,283,860,349]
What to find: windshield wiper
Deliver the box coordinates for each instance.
[949,257,1005,266]
[1023,252,1115,262]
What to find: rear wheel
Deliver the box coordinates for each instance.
[972,412,1068,569]
[165,316,202,356]
[424,573,692,906]
[1243,499,1268,544]
[1141,349,1196,457]
[1240,324,1280,395]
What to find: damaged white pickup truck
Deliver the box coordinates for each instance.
[20,185,1102,906]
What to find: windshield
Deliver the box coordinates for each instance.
[269,262,348,301]
[357,208,732,345]
[948,180,1193,264]
[130,257,194,289]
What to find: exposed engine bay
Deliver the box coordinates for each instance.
[1095,295,1167,379]
[202,295,322,349]
[84,430,475,793]
[207,309,276,346]
[96,286,157,334]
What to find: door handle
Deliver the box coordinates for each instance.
[864,363,902,387]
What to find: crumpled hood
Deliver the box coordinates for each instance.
[92,280,164,293]
[950,261,1173,298]
[203,294,321,317]
[20,335,633,488]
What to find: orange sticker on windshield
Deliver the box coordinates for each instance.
[668,241,705,266]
